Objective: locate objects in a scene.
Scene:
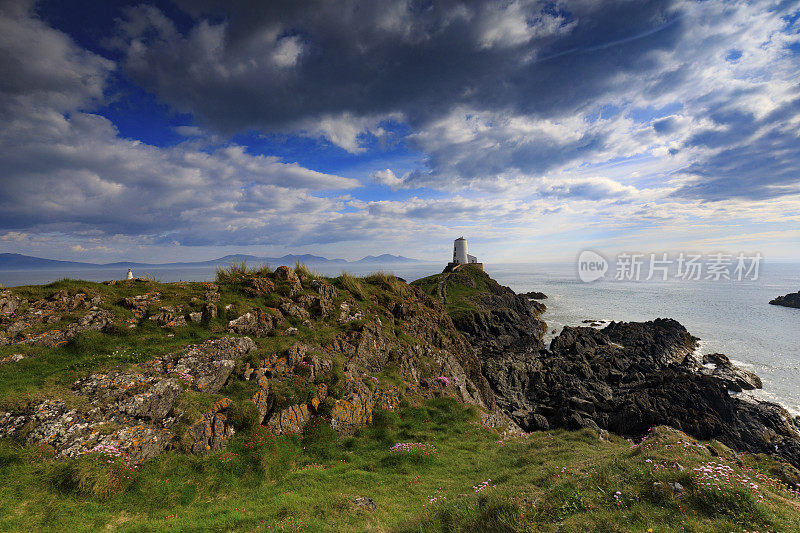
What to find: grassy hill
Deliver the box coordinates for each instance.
[0,265,799,531]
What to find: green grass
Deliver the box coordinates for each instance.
[1,399,799,532]
[411,264,495,321]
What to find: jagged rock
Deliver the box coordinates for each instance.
[284,327,299,336]
[522,291,548,300]
[188,312,202,323]
[247,277,275,296]
[122,292,161,318]
[310,279,337,316]
[74,371,183,421]
[204,291,220,302]
[280,301,311,319]
[251,376,272,424]
[353,497,376,511]
[274,266,302,295]
[338,301,363,323]
[149,306,188,327]
[189,398,234,454]
[20,307,114,347]
[267,404,310,434]
[154,336,257,393]
[0,289,21,316]
[770,291,800,309]
[228,311,275,337]
[700,353,762,391]
[202,302,217,321]
[477,315,800,469]
[119,379,183,420]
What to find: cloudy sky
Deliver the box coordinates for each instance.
[1,0,799,263]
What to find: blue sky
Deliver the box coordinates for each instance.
[1,0,799,263]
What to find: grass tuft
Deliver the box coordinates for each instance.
[337,271,368,300]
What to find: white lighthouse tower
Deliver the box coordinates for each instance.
[453,237,468,264]
[446,237,482,272]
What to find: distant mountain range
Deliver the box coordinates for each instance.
[0,253,424,271]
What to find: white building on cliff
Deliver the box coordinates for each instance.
[446,237,482,272]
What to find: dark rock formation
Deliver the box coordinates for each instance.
[770,291,800,309]
[473,313,800,468]
[522,291,548,300]
[445,271,547,356]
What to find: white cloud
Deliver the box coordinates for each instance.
[370,169,405,189]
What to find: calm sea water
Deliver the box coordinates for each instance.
[2,261,799,412]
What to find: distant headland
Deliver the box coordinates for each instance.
[0,252,425,271]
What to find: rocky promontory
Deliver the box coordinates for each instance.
[416,264,800,469]
[770,291,800,309]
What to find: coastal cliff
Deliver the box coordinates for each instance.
[415,265,800,469]
[2,266,800,530]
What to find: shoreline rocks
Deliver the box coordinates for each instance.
[770,291,800,309]
[431,269,800,468]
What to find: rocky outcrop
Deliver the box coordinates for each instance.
[477,316,800,469]
[190,398,234,454]
[267,404,311,434]
[770,291,800,309]
[274,266,303,295]
[522,291,548,300]
[699,353,762,392]
[0,337,255,464]
[227,310,277,337]
[0,289,113,347]
[442,269,547,356]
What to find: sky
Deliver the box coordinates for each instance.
[1,0,799,263]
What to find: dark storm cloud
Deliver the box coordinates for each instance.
[116,0,682,133]
[113,0,800,200]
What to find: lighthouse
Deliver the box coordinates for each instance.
[445,237,482,272]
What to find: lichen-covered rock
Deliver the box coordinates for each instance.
[251,376,272,424]
[189,398,234,454]
[267,403,310,434]
[149,306,187,327]
[202,302,217,321]
[0,289,21,316]
[153,336,257,393]
[247,277,275,296]
[228,311,275,337]
[280,301,311,319]
[17,307,114,347]
[274,266,302,295]
[122,292,161,318]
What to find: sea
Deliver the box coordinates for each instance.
[2,261,799,414]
